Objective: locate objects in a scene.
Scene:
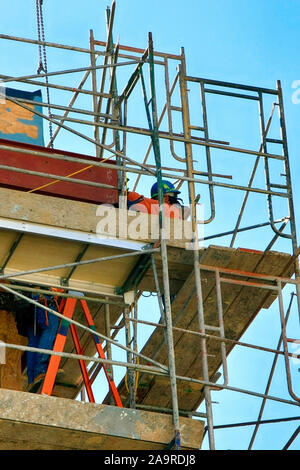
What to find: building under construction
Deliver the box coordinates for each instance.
[0,1,299,450]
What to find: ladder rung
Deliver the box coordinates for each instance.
[189,125,205,131]
[204,324,221,332]
[265,138,283,144]
[269,183,288,189]
[170,105,182,112]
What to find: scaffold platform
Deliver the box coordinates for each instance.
[0,185,295,410]
[0,1,299,449]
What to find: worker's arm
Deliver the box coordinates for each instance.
[127,191,147,211]
[127,191,143,202]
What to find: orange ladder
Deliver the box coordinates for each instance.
[40,297,123,407]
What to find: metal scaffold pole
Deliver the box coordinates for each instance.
[0,1,299,449]
[276,80,300,325]
[148,32,181,449]
[178,48,216,449]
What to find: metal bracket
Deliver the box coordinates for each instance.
[61,243,89,287]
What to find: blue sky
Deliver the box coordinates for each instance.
[0,0,299,450]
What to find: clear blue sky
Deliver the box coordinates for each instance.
[0,0,299,450]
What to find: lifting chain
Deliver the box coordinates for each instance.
[35,0,53,147]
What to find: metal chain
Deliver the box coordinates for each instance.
[35,0,44,74]
[35,0,54,146]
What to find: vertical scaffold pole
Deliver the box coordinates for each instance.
[104,300,115,405]
[148,32,181,448]
[89,29,100,158]
[124,305,136,408]
[277,80,300,325]
[178,48,216,449]
[105,5,124,199]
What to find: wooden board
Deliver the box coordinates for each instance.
[0,389,204,450]
[114,245,295,411]
[0,230,139,296]
[0,187,194,248]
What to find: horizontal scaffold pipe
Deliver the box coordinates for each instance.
[202,219,288,241]
[0,33,107,55]
[0,163,118,190]
[2,94,156,177]
[0,282,168,372]
[201,262,300,285]
[5,283,126,307]
[50,113,285,162]
[1,342,167,376]
[93,39,183,61]
[128,317,298,360]
[1,339,298,408]
[0,143,154,178]
[17,97,113,121]
[0,142,288,199]
[0,248,160,282]
[186,75,279,95]
[135,403,207,419]
[0,33,171,64]
[51,114,231,148]
[204,416,300,432]
[0,60,141,84]
[0,73,110,99]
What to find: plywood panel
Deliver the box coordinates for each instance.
[6,234,83,277]
[71,245,138,288]
[0,230,20,266]
[0,230,140,295]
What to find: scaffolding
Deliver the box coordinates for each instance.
[0,1,299,450]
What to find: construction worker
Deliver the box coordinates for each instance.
[127,180,190,219]
[14,288,64,393]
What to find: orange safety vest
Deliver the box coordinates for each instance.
[127,191,182,219]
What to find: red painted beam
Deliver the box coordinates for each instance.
[0,138,118,205]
